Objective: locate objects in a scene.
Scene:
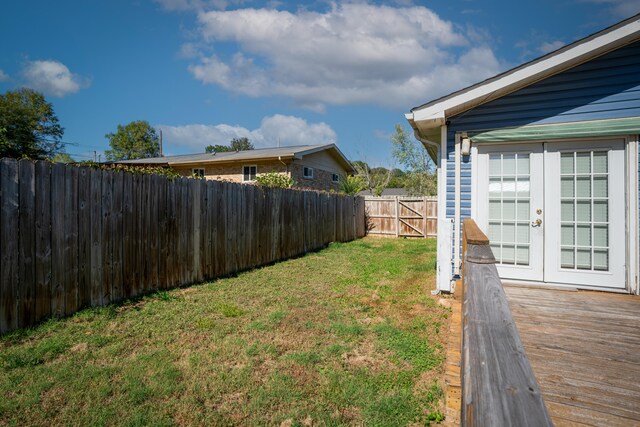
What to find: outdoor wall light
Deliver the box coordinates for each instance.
[461,137,471,156]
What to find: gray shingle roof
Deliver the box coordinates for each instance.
[116,143,355,173]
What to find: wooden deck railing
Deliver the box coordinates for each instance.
[460,219,552,427]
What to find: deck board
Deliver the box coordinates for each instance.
[504,286,640,427]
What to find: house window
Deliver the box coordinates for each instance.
[243,165,257,181]
[303,166,314,179]
[192,168,205,178]
[332,173,340,183]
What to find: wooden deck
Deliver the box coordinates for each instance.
[505,285,640,427]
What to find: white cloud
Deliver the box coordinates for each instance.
[158,114,336,152]
[538,40,565,54]
[186,3,503,109]
[22,60,89,97]
[0,69,9,82]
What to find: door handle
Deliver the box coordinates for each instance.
[531,218,542,227]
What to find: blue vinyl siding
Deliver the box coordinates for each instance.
[444,39,640,273]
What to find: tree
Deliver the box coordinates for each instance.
[0,88,64,159]
[205,144,232,153]
[51,152,74,163]
[352,160,392,196]
[205,137,254,153]
[339,175,366,195]
[229,137,254,151]
[390,124,436,196]
[105,120,160,161]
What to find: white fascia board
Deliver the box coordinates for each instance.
[409,17,640,127]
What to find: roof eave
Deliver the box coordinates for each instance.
[407,14,640,133]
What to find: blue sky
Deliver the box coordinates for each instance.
[1,0,639,166]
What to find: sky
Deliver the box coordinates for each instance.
[1,0,639,166]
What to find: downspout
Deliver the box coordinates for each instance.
[414,127,453,293]
[278,156,290,176]
[454,132,461,277]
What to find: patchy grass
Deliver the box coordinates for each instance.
[0,237,449,426]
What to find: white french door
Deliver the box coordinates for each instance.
[476,139,626,289]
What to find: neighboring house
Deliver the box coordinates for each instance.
[118,144,356,192]
[406,15,640,295]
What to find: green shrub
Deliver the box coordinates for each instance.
[254,171,295,188]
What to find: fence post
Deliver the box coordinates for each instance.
[394,196,399,237]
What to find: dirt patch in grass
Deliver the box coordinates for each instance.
[0,237,448,426]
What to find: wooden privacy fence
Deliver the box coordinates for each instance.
[364,196,436,238]
[461,219,552,426]
[0,158,366,334]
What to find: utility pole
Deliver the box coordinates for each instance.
[159,128,163,157]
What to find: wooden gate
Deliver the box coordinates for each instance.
[364,196,437,238]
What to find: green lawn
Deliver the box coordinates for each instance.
[0,237,449,426]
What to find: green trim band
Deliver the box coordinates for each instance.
[468,117,640,142]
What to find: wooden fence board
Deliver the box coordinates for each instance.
[0,160,366,334]
[101,170,113,304]
[112,171,124,302]
[34,161,52,323]
[89,168,103,307]
[18,160,36,328]
[122,172,134,298]
[63,165,79,316]
[77,166,91,310]
[1,159,20,333]
[50,163,66,317]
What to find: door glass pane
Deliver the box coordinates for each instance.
[487,153,531,266]
[502,223,515,243]
[594,250,608,271]
[489,178,501,194]
[561,201,574,221]
[593,176,607,197]
[516,223,529,244]
[576,152,591,173]
[517,155,530,175]
[593,225,608,247]
[503,154,516,174]
[561,177,574,197]
[593,152,607,173]
[576,177,591,197]
[561,248,574,268]
[577,249,591,269]
[561,225,575,246]
[559,150,609,272]
[489,199,501,219]
[577,225,591,246]
[516,246,529,265]
[593,201,608,222]
[561,153,574,173]
[489,222,501,241]
[517,201,530,220]
[489,155,501,175]
[502,245,515,264]
[503,200,515,220]
[516,179,530,197]
[576,201,591,222]
[503,177,516,197]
